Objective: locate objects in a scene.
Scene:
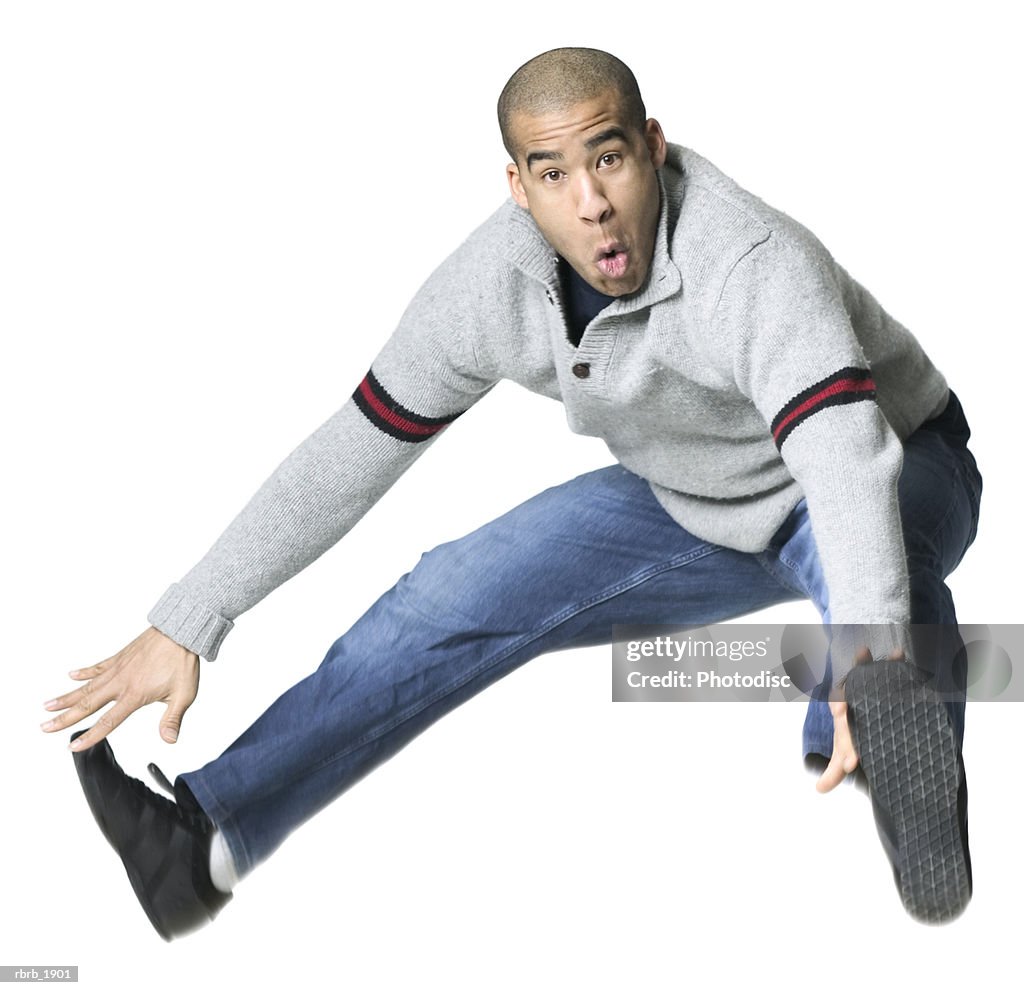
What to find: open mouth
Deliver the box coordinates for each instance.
[595,246,629,279]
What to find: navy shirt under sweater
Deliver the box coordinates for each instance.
[559,257,616,347]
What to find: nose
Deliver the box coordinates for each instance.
[574,172,611,225]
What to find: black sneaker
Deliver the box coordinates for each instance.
[71,730,231,940]
[843,658,972,923]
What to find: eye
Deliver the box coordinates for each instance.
[541,169,564,183]
[598,152,621,168]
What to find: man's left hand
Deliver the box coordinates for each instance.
[815,646,905,793]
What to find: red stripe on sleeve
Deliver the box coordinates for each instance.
[772,377,876,443]
[357,379,446,438]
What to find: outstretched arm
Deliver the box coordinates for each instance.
[43,235,502,749]
[715,233,940,787]
[44,371,489,752]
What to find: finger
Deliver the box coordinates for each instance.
[816,752,849,793]
[160,704,185,744]
[43,690,77,712]
[67,656,113,681]
[816,744,860,791]
[159,675,199,744]
[67,700,139,751]
[40,681,117,734]
[42,666,119,714]
[45,659,120,710]
[833,703,858,754]
[816,703,860,793]
[43,676,111,713]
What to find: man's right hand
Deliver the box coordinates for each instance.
[41,627,199,751]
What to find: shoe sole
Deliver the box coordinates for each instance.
[844,659,971,924]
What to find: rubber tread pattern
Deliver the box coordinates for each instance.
[844,659,971,924]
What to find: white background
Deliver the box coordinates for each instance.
[3,2,1020,992]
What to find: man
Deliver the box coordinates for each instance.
[43,48,981,938]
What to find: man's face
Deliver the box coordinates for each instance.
[506,91,667,297]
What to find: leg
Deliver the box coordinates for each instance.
[179,464,799,878]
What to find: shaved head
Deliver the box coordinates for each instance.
[498,48,647,163]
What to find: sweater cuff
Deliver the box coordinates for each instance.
[830,622,912,695]
[147,583,234,661]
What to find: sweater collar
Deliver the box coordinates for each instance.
[505,152,684,313]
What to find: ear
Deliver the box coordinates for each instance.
[643,118,668,170]
[507,162,530,210]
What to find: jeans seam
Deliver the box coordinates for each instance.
[908,451,976,574]
[308,543,721,778]
[179,773,254,877]
[755,549,809,599]
[942,458,982,572]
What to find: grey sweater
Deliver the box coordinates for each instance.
[148,144,949,679]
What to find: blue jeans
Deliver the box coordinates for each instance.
[180,392,981,879]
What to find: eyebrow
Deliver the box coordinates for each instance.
[584,127,628,150]
[525,126,630,171]
[526,149,563,170]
